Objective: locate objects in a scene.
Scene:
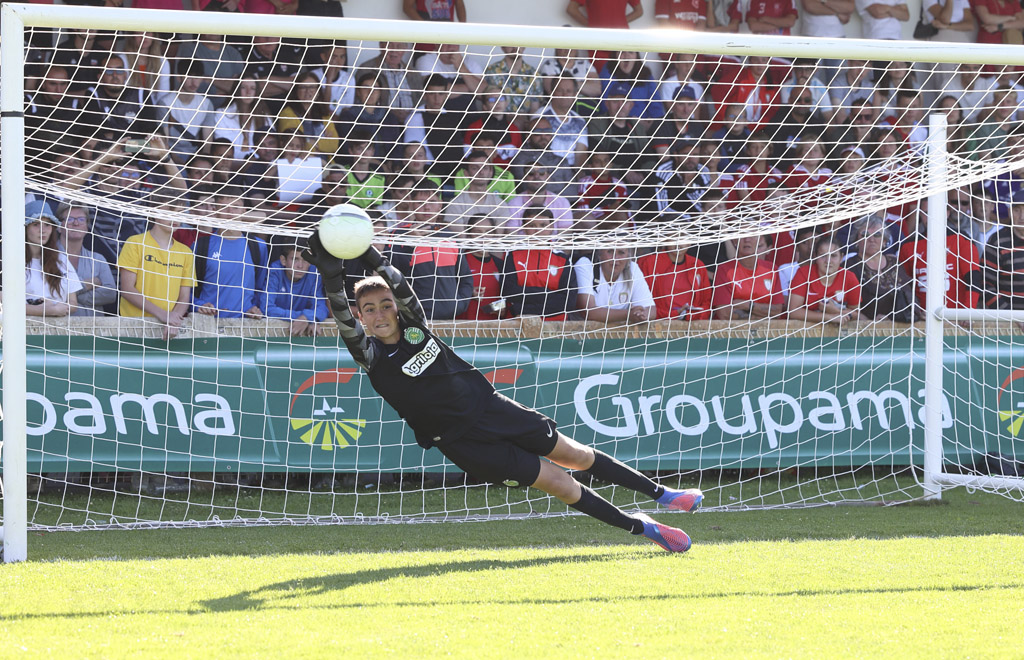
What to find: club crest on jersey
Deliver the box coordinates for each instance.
[404,327,425,344]
[402,338,441,377]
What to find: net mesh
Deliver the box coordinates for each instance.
[5,22,1024,530]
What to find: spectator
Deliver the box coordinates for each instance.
[331,130,388,210]
[57,202,118,317]
[415,43,484,95]
[713,234,785,320]
[566,0,644,29]
[540,75,590,173]
[638,138,708,223]
[876,62,917,115]
[845,216,919,322]
[310,43,356,116]
[452,148,517,200]
[780,59,835,122]
[355,42,421,120]
[655,0,713,29]
[403,74,472,178]
[484,46,544,116]
[336,71,404,159]
[118,32,172,100]
[51,29,111,95]
[25,200,83,319]
[707,56,784,129]
[462,88,524,166]
[591,82,653,186]
[746,0,799,35]
[971,0,1024,45]
[446,151,514,229]
[265,131,324,209]
[192,192,270,319]
[501,207,578,318]
[173,34,246,107]
[831,60,878,121]
[278,70,340,157]
[919,0,977,101]
[389,183,475,320]
[726,131,783,206]
[981,189,1024,308]
[212,76,275,160]
[574,148,629,221]
[651,86,707,156]
[787,236,864,323]
[637,245,713,320]
[936,62,998,121]
[709,103,751,164]
[801,0,855,42]
[965,85,1017,162]
[76,53,161,149]
[899,197,981,310]
[599,52,665,121]
[855,0,910,39]
[265,240,329,336]
[403,0,466,22]
[244,36,303,105]
[574,243,656,323]
[509,115,577,194]
[782,133,833,191]
[25,66,80,171]
[458,214,505,320]
[507,164,575,231]
[778,225,817,296]
[538,47,602,98]
[118,207,196,340]
[157,59,217,164]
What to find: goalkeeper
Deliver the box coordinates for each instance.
[303,233,702,553]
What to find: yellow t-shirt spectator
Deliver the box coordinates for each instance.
[118,232,196,317]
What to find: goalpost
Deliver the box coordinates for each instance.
[4,4,1024,562]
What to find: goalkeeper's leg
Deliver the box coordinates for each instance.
[531,461,691,553]
[545,434,703,513]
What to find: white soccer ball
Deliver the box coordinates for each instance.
[318,203,374,260]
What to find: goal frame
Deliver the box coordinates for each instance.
[5,4,1024,562]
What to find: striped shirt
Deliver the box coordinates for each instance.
[981,226,1024,309]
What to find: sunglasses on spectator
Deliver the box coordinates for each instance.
[853,113,874,122]
[486,96,504,104]
[65,215,89,225]
[104,67,129,76]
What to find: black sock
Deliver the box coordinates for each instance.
[586,450,663,500]
[568,485,645,535]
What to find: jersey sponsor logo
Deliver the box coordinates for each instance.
[402,338,442,377]
[404,326,425,344]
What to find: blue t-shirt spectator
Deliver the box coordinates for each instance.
[265,261,329,322]
[193,233,269,318]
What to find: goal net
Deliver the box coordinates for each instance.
[3,6,1024,542]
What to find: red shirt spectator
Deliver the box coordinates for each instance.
[787,237,864,323]
[971,0,1023,45]
[746,0,799,34]
[712,235,785,319]
[500,209,577,319]
[899,233,980,309]
[708,56,789,128]
[637,249,713,320]
[567,0,644,28]
[460,251,503,320]
[655,0,710,29]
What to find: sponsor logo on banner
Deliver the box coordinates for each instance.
[289,368,365,450]
[573,373,953,448]
[402,338,441,377]
[996,365,1024,435]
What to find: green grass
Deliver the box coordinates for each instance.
[2,489,1022,658]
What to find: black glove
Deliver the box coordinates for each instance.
[360,245,384,270]
[302,231,346,294]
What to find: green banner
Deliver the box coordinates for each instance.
[6,335,1023,472]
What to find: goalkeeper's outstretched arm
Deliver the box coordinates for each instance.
[302,236,426,371]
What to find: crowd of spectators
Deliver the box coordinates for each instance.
[17,1,1024,338]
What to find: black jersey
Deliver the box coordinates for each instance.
[366,321,494,448]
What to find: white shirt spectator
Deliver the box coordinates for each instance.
[416,52,484,81]
[801,3,846,38]
[445,190,513,229]
[275,156,324,204]
[507,192,574,231]
[539,105,588,166]
[921,0,971,25]
[159,90,216,139]
[574,257,655,310]
[311,66,356,115]
[538,57,597,83]
[856,0,905,39]
[658,78,705,104]
[938,73,999,121]
[27,254,83,304]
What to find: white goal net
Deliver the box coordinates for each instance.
[2,6,1023,540]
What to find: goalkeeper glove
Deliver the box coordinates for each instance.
[302,231,347,294]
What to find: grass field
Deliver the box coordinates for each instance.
[2,488,1022,658]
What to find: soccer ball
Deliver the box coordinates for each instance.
[318,203,375,260]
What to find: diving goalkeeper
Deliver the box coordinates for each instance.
[303,235,702,552]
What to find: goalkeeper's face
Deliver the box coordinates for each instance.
[357,290,401,344]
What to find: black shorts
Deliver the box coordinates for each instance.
[435,392,558,487]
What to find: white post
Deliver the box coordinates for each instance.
[1,5,30,562]
[922,112,949,502]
